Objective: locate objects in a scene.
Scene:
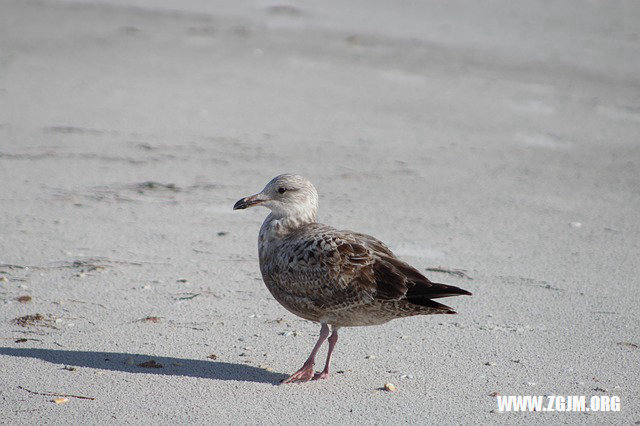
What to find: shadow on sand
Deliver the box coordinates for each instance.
[0,347,288,385]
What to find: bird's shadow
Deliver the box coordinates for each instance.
[0,347,288,385]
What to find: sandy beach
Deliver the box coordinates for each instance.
[1,0,639,423]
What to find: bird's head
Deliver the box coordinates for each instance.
[233,174,319,222]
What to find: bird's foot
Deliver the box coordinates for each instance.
[281,364,315,384]
[312,371,329,381]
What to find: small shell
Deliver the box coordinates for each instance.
[52,397,69,404]
[383,383,397,392]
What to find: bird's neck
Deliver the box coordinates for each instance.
[261,211,316,239]
[258,213,313,265]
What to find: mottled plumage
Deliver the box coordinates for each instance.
[234,174,471,383]
[259,223,467,327]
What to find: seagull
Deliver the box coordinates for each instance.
[233,174,471,383]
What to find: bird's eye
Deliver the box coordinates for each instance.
[278,187,286,194]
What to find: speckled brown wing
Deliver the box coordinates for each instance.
[262,224,470,323]
[339,230,472,309]
[371,252,472,310]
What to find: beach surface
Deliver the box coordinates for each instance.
[1,0,639,423]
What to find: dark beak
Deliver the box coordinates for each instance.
[233,194,265,210]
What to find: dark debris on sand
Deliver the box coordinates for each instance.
[12,314,58,329]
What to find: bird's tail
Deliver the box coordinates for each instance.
[427,282,472,298]
[411,298,459,314]
[406,282,472,314]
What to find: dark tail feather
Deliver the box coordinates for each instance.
[431,282,472,298]
[405,281,471,313]
[407,281,472,300]
[381,256,472,299]
[407,297,457,314]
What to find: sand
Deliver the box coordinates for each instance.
[1,0,639,423]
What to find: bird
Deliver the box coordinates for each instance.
[233,174,471,383]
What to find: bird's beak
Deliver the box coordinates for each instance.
[233,193,267,210]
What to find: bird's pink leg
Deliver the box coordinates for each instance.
[313,326,339,380]
[281,323,330,384]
